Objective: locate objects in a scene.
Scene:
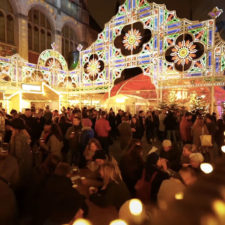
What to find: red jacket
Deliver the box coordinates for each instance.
[95,118,111,137]
[180,116,192,142]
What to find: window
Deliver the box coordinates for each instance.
[0,0,15,45]
[28,8,53,54]
[62,24,77,60]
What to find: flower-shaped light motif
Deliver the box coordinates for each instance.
[123,29,142,51]
[114,22,151,56]
[84,54,104,81]
[165,33,204,72]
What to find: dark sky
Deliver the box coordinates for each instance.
[87,0,225,40]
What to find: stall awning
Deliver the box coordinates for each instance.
[108,74,157,99]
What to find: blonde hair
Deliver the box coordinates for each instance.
[100,161,122,189]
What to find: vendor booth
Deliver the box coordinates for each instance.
[5,83,60,113]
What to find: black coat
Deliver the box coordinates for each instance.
[34,175,86,225]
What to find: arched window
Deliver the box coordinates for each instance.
[28,8,53,63]
[0,0,15,46]
[62,24,77,60]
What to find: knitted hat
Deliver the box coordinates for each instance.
[162,139,172,148]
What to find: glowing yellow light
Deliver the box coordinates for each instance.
[212,200,225,217]
[72,219,92,225]
[175,192,184,200]
[116,97,125,103]
[200,163,213,174]
[109,219,127,225]
[221,146,225,153]
[129,199,143,216]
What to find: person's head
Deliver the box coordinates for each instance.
[205,114,213,124]
[99,162,122,187]
[43,122,52,132]
[54,162,71,177]
[73,117,81,126]
[179,167,197,186]
[185,112,192,120]
[87,138,102,152]
[131,116,137,124]
[101,111,107,119]
[189,153,204,168]
[182,144,195,157]
[10,109,17,118]
[162,140,172,152]
[93,150,107,166]
[25,108,31,117]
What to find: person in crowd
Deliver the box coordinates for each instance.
[159,139,180,171]
[65,117,82,166]
[89,161,130,210]
[4,119,12,143]
[0,146,19,188]
[95,111,111,153]
[131,116,142,140]
[180,112,193,144]
[116,109,123,128]
[157,167,197,209]
[21,108,37,146]
[145,111,155,144]
[80,114,95,152]
[118,115,132,150]
[180,144,196,166]
[34,162,87,225]
[138,111,145,139]
[135,152,169,204]
[205,114,216,143]
[83,138,102,169]
[119,143,144,196]
[189,153,204,169]
[153,111,160,142]
[10,109,18,119]
[164,111,178,144]
[9,118,32,187]
[0,178,17,225]
[215,118,225,154]
[108,108,117,140]
[192,115,209,150]
[40,123,64,160]
[158,110,166,142]
[93,149,109,167]
[44,106,52,123]
[35,109,45,140]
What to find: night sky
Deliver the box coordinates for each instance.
[87,0,225,40]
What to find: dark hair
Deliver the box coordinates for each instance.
[10,109,17,115]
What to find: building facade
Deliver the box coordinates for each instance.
[0,0,98,63]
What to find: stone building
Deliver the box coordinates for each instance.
[0,0,99,63]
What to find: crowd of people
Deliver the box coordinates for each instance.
[0,105,225,225]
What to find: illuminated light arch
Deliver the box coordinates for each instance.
[74,0,221,94]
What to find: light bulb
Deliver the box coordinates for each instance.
[200,163,213,174]
[175,192,184,200]
[72,219,92,225]
[221,145,225,153]
[109,219,128,225]
[129,199,143,216]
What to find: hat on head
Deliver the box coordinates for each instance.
[162,139,172,148]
